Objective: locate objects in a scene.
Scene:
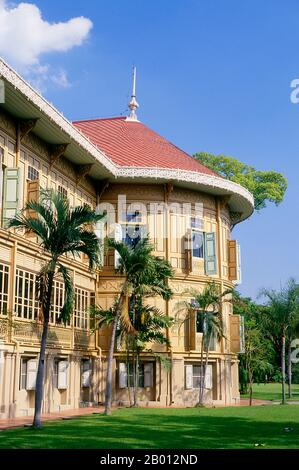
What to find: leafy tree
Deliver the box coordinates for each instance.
[260,279,299,403]
[179,283,227,406]
[99,237,173,415]
[194,152,287,211]
[242,317,273,405]
[9,191,103,428]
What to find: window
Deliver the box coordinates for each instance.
[122,224,143,248]
[185,364,212,390]
[0,263,9,315]
[50,280,65,324]
[74,288,89,329]
[81,359,92,388]
[192,365,203,389]
[192,231,204,258]
[120,205,147,248]
[20,358,27,390]
[196,311,204,333]
[126,210,142,222]
[15,269,39,320]
[127,363,145,388]
[58,185,68,199]
[20,357,37,390]
[27,165,39,181]
[53,359,69,389]
[191,216,204,230]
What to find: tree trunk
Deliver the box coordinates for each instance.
[104,313,119,415]
[281,335,286,404]
[126,336,132,406]
[198,332,205,406]
[104,291,126,415]
[201,335,211,406]
[32,316,49,428]
[249,381,253,406]
[248,369,253,406]
[133,352,139,407]
[288,339,292,399]
[32,270,55,428]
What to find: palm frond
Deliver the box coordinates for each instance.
[57,264,74,325]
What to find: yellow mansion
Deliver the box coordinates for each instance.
[0,58,253,419]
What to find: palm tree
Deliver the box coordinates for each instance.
[179,282,227,406]
[128,304,173,407]
[102,237,173,415]
[8,190,103,428]
[260,279,299,404]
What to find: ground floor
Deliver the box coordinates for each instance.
[0,339,239,419]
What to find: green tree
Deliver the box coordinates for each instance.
[194,152,287,210]
[242,318,273,405]
[179,283,227,406]
[231,292,275,395]
[101,237,173,415]
[260,279,299,403]
[9,191,103,428]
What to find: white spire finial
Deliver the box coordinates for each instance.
[127,65,139,121]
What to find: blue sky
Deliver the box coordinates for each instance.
[2,0,299,298]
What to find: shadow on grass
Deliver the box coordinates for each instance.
[1,406,299,449]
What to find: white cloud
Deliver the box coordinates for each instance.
[0,1,92,89]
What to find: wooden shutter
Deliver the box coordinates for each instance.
[144,363,154,387]
[185,364,193,389]
[27,180,40,218]
[26,358,37,390]
[228,240,237,280]
[119,362,127,388]
[204,232,217,275]
[58,360,69,389]
[230,315,241,353]
[205,365,213,389]
[189,310,196,350]
[2,167,22,225]
[114,223,122,269]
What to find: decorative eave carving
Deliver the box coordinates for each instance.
[229,211,243,229]
[219,195,231,209]
[49,143,69,168]
[18,118,39,141]
[97,179,110,201]
[75,163,94,185]
[164,182,174,202]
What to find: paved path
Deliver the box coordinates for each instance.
[0,406,105,430]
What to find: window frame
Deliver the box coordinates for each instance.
[0,263,9,316]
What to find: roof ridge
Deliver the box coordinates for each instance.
[73,116,126,124]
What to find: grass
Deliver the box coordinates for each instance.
[241,383,299,402]
[1,405,299,449]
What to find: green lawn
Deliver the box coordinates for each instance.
[1,405,299,449]
[241,383,299,402]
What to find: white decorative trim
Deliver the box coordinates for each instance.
[0,58,254,221]
[116,165,254,209]
[0,58,116,174]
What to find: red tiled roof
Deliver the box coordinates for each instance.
[73,117,219,177]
